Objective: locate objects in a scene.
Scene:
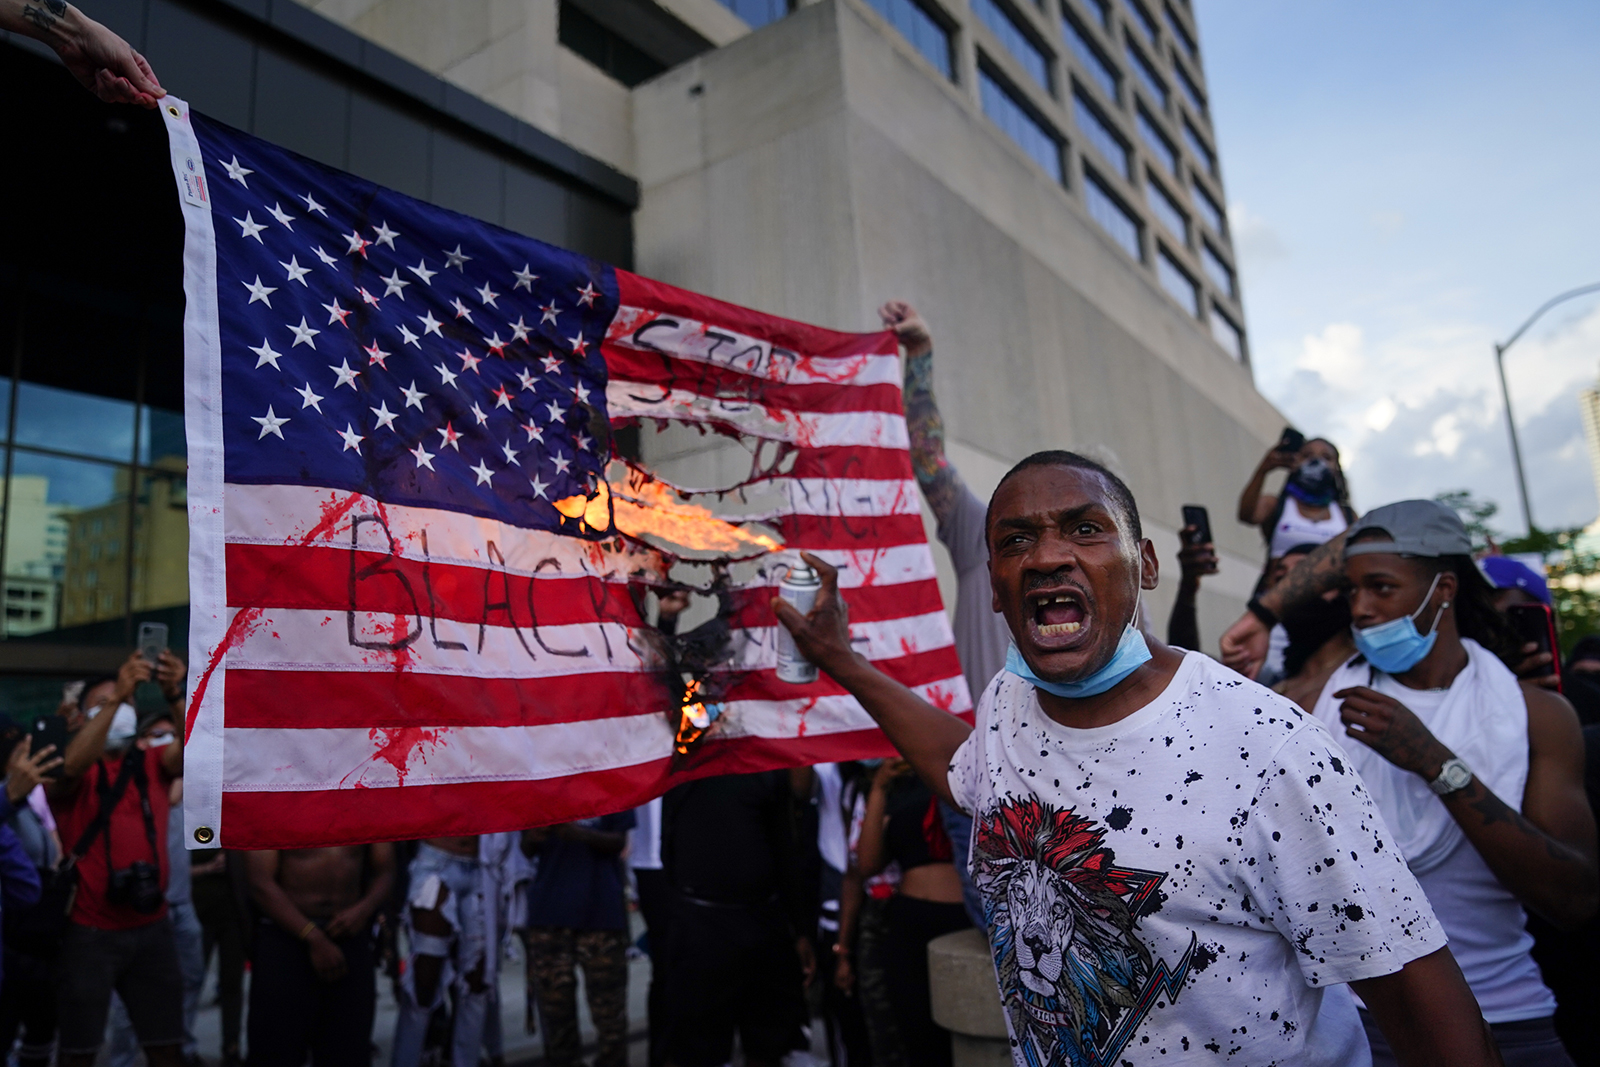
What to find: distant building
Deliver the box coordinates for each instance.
[2,475,69,636]
[60,459,190,628]
[1580,378,1600,516]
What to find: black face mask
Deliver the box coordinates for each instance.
[1281,594,1352,679]
[1286,458,1339,506]
[1562,672,1600,728]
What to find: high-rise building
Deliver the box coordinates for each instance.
[2,0,1283,694]
[1579,376,1600,514]
[1,475,71,635]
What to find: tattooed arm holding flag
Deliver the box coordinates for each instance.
[1,0,163,106]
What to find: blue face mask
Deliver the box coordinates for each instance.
[1005,623,1153,699]
[1351,571,1446,675]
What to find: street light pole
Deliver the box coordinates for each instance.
[1493,281,1600,536]
[1492,340,1535,535]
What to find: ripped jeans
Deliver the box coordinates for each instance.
[391,844,490,1067]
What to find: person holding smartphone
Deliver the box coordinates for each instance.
[1481,557,1564,693]
[1236,433,1356,684]
[45,650,186,1067]
[1165,510,1219,651]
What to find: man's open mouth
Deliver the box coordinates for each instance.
[1029,590,1089,644]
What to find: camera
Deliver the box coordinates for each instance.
[107,861,164,914]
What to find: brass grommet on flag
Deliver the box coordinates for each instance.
[193,826,215,845]
[167,105,180,117]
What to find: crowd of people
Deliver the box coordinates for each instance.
[3,6,1599,1065]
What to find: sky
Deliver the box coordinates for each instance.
[1194,1,1600,537]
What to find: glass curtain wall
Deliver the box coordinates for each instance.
[0,299,187,649]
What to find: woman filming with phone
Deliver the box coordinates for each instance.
[1237,430,1357,684]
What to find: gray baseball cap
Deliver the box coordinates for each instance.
[1344,499,1472,559]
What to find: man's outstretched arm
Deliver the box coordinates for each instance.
[774,552,972,805]
[1351,947,1502,1067]
[882,301,965,527]
[1220,531,1347,678]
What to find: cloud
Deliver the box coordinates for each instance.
[1227,201,1288,266]
[1295,322,1365,391]
[1259,304,1600,534]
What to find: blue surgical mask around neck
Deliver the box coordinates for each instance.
[1351,571,1447,675]
[1005,621,1153,700]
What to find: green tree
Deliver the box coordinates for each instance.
[1433,490,1499,553]
[1432,491,1600,658]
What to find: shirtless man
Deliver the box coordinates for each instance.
[393,836,495,1067]
[246,843,395,1067]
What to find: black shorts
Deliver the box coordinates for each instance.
[658,895,807,1067]
[55,918,184,1054]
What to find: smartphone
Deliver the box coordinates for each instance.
[1277,426,1305,455]
[1181,505,1212,546]
[138,621,168,666]
[1506,603,1561,691]
[30,716,70,778]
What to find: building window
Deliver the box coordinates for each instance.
[973,0,1052,93]
[980,64,1064,183]
[557,2,668,87]
[1192,178,1224,235]
[716,0,791,28]
[1073,87,1128,179]
[865,0,955,79]
[1211,305,1244,360]
[1201,241,1235,297]
[1125,40,1167,108]
[1156,246,1199,315]
[1079,0,1110,28]
[1165,4,1197,61]
[1173,58,1206,116]
[979,65,1064,182]
[1122,0,1159,45]
[1063,12,1118,100]
[1145,173,1187,243]
[1183,117,1215,174]
[1085,168,1142,259]
[1137,105,1176,174]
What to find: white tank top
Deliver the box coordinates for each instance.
[1269,495,1349,558]
[1369,678,1556,1023]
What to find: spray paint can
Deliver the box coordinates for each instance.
[775,561,821,684]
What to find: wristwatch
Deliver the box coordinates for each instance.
[1427,758,1473,797]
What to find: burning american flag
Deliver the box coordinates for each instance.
[160,98,971,849]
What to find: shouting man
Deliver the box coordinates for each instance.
[775,450,1501,1067]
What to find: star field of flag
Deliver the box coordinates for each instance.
[202,114,614,530]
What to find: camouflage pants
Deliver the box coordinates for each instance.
[524,927,629,1067]
[857,898,908,1067]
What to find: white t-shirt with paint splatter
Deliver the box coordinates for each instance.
[947,650,1445,1067]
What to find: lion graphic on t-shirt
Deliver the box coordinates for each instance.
[973,797,1196,1067]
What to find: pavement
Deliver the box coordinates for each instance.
[168,921,826,1066]
[174,932,655,1066]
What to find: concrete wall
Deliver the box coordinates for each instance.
[631,0,1285,652]
[297,0,750,174]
